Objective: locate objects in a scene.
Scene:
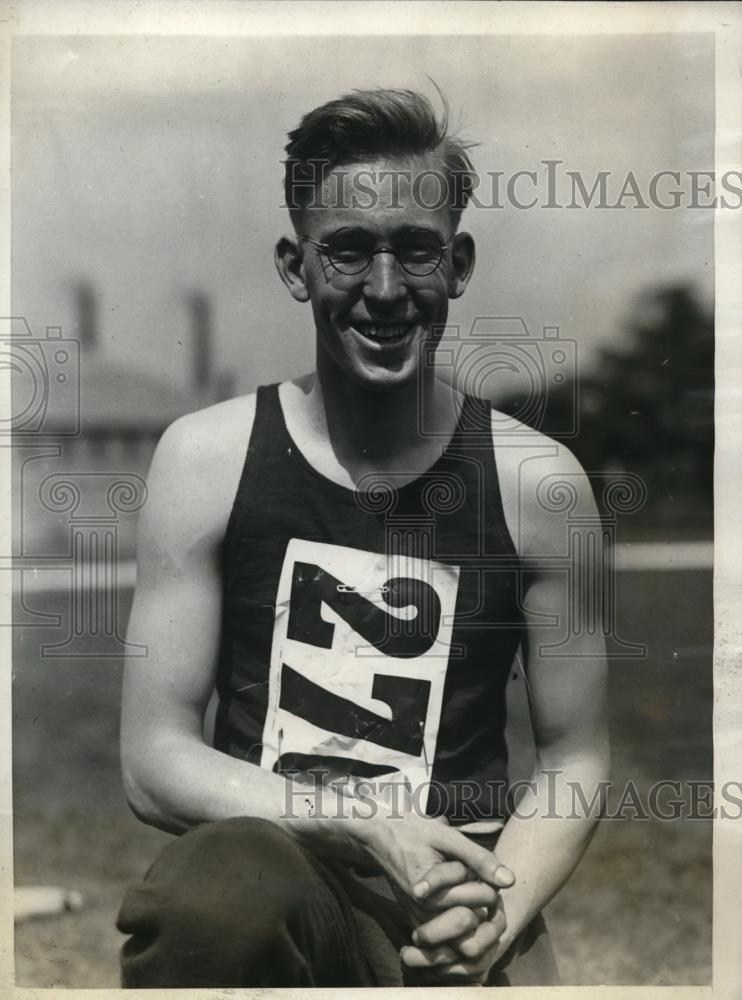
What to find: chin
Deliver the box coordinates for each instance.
[341,332,434,391]
[346,356,421,392]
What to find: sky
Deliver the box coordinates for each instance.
[12,32,715,402]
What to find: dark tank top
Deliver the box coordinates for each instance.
[214,383,524,823]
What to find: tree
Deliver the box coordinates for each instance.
[496,284,714,526]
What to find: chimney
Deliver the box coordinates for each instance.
[215,370,236,403]
[74,281,98,352]
[187,292,212,397]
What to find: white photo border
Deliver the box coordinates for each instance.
[1,2,739,998]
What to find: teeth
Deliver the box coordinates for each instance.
[356,323,412,341]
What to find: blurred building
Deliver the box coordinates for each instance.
[15,283,235,560]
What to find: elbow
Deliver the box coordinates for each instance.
[121,747,183,833]
[121,763,163,828]
[120,733,195,835]
[537,732,611,800]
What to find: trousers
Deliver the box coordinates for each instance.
[117,817,560,988]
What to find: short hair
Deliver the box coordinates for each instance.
[283,87,477,227]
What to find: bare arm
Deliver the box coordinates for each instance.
[489,441,609,961]
[404,434,609,981]
[120,400,303,835]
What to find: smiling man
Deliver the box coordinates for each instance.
[117,89,608,987]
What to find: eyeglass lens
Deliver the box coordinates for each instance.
[325,228,444,276]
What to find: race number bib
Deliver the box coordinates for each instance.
[260,538,460,810]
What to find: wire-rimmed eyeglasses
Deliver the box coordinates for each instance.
[300,227,449,277]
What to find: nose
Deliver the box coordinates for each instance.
[362,251,406,306]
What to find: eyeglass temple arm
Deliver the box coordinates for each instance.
[299,236,328,250]
[299,236,449,253]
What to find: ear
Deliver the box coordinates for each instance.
[275,235,310,303]
[448,231,475,299]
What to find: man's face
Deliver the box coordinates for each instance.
[278,155,474,391]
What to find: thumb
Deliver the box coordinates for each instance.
[454,836,515,889]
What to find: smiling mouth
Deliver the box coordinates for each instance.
[353,322,417,344]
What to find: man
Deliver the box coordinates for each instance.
[117,88,608,987]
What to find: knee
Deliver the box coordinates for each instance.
[118,817,332,987]
[120,816,319,938]
[176,815,295,861]
[176,816,316,890]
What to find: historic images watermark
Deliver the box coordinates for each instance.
[262,316,648,797]
[281,770,736,824]
[1,318,81,437]
[341,316,647,660]
[282,160,742,212]
[6,314,642,674]
[4,315,148,656]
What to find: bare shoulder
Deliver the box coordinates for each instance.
[489,409,598,560]
[156,393,257,470]
[141,393,257,553]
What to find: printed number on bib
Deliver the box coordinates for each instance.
[260,538,459,811]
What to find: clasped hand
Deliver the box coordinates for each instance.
[401,858,509,984]
[362,814,513,985]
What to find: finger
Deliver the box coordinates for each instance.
[464,847,514,889]
[413,952,493,983]
[436,829,515,889]
[412,860,470,900]
[412,906,479,947]
[434,960,490,982]
[492,904,507,939]
[451,917,500,961]
[419,880,497,912]
[400,943,458,969]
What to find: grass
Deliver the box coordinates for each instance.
[12,567,712,986]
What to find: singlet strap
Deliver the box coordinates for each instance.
[220,383,284,573]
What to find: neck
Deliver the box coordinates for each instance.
[305,349,456,467]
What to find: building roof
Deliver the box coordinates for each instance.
[78,360,192,431]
